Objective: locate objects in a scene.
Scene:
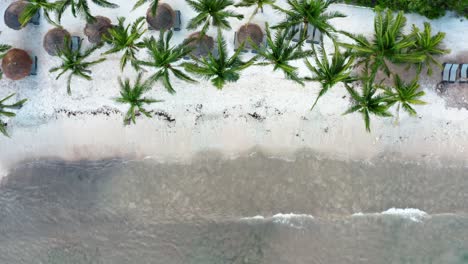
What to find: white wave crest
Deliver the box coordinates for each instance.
[241,213,314,228]
[353,208,429,222]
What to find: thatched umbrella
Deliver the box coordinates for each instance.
[146,3,176,31]
[84,16,113,44]
[184,32,214,58]
[43,28,71,56]
[4,1,28,30]
[237,23,264,49]
[1,49,32,80]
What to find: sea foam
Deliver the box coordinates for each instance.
[241,213,314,228]
[353,208,429,222]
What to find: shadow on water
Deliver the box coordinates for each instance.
[0,151,467,263]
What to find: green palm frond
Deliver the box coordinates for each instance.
[254,23,313,85]
[383,74,426,119]
[136,31,196,94]
[103,17,146,71]
[115,73,163,124]
[50,39,106,95]
[187,0,243,35]
[235,0,275,20]
[0,93,27,137]
[133,0,159,15]
[306,41,356,110]
[55,0,118,23]
[183,29,256,89]
[19,0,59,26]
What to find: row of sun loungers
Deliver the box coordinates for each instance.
[292,24,322,44]
[442,63,468,83]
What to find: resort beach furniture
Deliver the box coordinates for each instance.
[4,1,40,30]
[460,64,468,83]
[183,32,215,60]
[70,36,82,52]
[1,49,33,80]
[84,16,113,44]
[291,24,321,44]
[147,4,180,31]
[233,23,265,53]
[442,63,452,83]
[30,55,38,76]
[449,63,459,83]
[43,28,71,56]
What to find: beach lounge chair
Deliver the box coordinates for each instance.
[29,56,38,76]
[233,32,249,53]
[30,11,40,25]
[292,25,301,42]
[70,36,81,52]
[442,63,452,83]
[174,10,181,31]
[460,64,468,83]
[449,63,459,83]
[291,24,321,44]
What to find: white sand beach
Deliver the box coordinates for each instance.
[1,0,468,177]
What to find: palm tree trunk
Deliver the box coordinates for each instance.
[302,21,309,42]
[394,102,400,126]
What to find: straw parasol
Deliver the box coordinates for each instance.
[237,23,264,49]
[84,16,113,43]
[1,49,32,80]
[184,32,214,58]
[43,28,71,56]
[146,3,176,31]
[4,1,28,30]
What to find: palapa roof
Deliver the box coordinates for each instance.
[4,1,28,30]
[1,49,32,80]
[43,28,71,56]
[146,3,175,31]
[84,16,113,43]
[237,23,264,49]
[184,32,214,58]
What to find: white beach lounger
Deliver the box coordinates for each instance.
[174,10,181,31]
[233,32,248,53]
[30,11,40,25]
[460,64,468,83]
[442,63,452,83]
[449,63,459,83]
[70,36,81,52]
[29,56,38,76]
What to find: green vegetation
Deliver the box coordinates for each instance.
[0,44,11,80]
[115,73,163,124]
[19,0,59,26]
[183,30,256,89]
[0,93,27,137]
[133,0,159,15]
[55,0,119,23]
[103,17,147,71]
[137,31,196,94]
[235,0,276,20]
[50,39,106,95]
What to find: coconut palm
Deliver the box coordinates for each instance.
[133,0,159,15]
[343,70,393,132]
[55,0,118,23]
[272,0,345,41]
[383,74,426,124]
[115,73,163,125]
[306,42,356,110]
[103,17,146,71]
[255,23,313,85]
[186,0,244,35]
[19,0,59,26]
[340,10,425,76]
[50,40,106,95]
[136,30,196,94]
[0,93,27,137]
[409,22,449,76]
[183,30,256,89]
[235,0,275,22]
[0,44,12,79]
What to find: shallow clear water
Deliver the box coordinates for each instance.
[0,152,467,263]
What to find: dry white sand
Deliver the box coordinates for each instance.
[1,1,468,176]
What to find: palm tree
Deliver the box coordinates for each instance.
[343,70,393,132]
[272,0,345,41]
[384,74,426,124]
[19,0,59,26]
[255,23,313,85]
[55,0,118,23]
[50,39,106,95]
[235,0,275,21]
[136,30,196,94]
[0,44,12,80]
[186,0,244,35]
[409,22,449,76]
[133,0,158,15]
[340,10,425,76]
[103,17,146,71]
[0,93,27,137]
[115,73,163,125]
[306,41,356,110]
[183,30,256,89]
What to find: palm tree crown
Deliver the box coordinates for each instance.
[235,0,276,20]
[340,10,425,76]
[0,93,27,137]
[115,73,163,124]
[306,41,356,110]
[50,39,106,95]
[183,30,256,89]
[133,0,159,15]
[409,22,449,76]
[384,75,426,123]
[55,0,118,23]
[19,0,59,26]
[137,30,196,94]
[273,0,345,41]
[103,17,147,71]
[255,23,313,85]
[186,0,244,35]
